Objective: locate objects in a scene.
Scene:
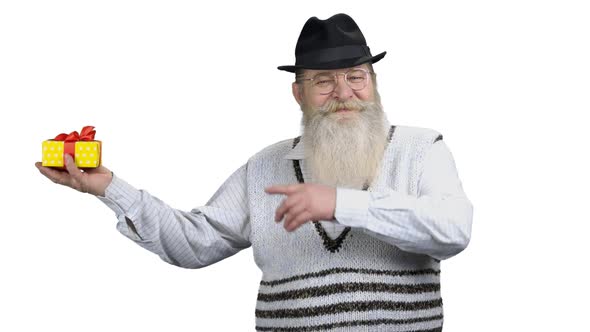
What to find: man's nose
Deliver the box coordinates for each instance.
[331,74,354,100]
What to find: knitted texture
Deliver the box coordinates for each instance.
[248,125,444,331]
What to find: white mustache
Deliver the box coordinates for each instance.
[318,99,371,114]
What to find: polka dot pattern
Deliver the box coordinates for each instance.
[42,140,101,167]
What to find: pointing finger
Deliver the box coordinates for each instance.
[265,185,286,194]
[265,184,299,195]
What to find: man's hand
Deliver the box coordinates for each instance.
[35,154,113,197]
[265,183,337,232]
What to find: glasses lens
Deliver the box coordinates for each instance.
[346,70,367,90]
[312,74,336,94]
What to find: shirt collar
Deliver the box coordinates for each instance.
[284,117,392,160]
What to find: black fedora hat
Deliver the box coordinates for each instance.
[278,13,386,73]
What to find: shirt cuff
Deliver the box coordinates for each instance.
[334,187,370,228]
[95,173,142,217]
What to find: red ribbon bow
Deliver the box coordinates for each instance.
[54,126,96,142]
[51,126,98,167]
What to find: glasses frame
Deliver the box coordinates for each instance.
[295,67,376,95]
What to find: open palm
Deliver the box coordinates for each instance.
[35,154,113,197]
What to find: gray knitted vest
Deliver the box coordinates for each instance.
[248,125,444,332]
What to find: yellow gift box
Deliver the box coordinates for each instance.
[41,126,102,168]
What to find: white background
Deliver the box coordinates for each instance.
[1,0,589,330]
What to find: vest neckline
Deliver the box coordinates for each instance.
[291,125,396,253]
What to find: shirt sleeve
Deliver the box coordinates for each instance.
[334,140,473,261]
[95,162,251,269]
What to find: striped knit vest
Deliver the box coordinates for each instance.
[248,124,444,331]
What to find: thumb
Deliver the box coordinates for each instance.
[64,154,84,182]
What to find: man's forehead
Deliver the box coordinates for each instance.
[302,63,371,75]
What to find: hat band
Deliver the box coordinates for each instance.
[296,45,371,65]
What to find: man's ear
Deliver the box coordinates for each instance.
[292,82,304,107]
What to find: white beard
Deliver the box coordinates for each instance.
[300,97,389,190]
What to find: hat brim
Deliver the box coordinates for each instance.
[277,51,386,73]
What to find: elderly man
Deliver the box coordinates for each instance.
[36,13,472,332]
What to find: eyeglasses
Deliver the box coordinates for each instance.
[296,68,375,95]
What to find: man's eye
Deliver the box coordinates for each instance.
[315,80,332,85]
